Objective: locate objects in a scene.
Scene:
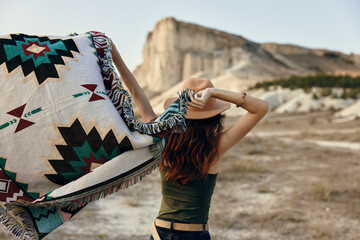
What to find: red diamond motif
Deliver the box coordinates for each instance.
[6,104,35,133]
[81,84,105,102]
[22,41,51,59]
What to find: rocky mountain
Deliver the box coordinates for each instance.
[131,17,359,120]
[133,17,360,93]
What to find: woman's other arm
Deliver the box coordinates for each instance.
[111,43,156,122]
[189,88,269,155]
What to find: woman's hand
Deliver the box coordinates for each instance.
[188,88,213,108]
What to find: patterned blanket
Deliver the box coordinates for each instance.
[0,31,188,239]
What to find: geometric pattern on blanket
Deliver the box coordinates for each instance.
[2,103,42,133]
[0,31,189,240]
[44,118,134,186]
[0,33,80,87]
[0,168,34,203]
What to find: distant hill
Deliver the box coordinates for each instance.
[133,17,360,93]
[131,17,360,120]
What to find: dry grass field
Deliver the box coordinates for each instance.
[1,111,359,240]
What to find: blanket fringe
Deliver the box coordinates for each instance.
[121,88,190,135]
[0,204,38,240]
[90,32,190,136]
[14,140,165,211]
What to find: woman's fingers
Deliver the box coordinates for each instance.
[188,102,201,108]
[189,91,205,108]
[188,99,203,108]
[195,93,206,103]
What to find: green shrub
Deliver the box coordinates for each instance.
[254,74,360,99]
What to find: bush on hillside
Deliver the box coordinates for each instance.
[253,75,360,99]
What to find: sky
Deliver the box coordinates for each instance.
[0,0,359,71]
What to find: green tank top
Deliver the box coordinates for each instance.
[157,168,218,223]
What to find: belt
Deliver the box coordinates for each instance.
[155,218,209,231]
[151,218,209,240]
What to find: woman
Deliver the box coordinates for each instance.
[111,43,269,240]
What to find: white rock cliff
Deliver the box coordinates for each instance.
[131,17,360,119]
[133,17,360,93]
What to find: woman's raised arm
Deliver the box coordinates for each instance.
[189,88,269,155]
[111,43,157,122]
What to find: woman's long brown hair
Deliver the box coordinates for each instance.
[160,114,224,185]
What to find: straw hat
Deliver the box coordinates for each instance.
[163,78,231,119]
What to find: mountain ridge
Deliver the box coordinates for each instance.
[133,17,360,93]
[130,17,359,120]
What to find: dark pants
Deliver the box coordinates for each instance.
[150,225,211,240]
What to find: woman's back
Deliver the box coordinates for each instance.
[158,167,217,223]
